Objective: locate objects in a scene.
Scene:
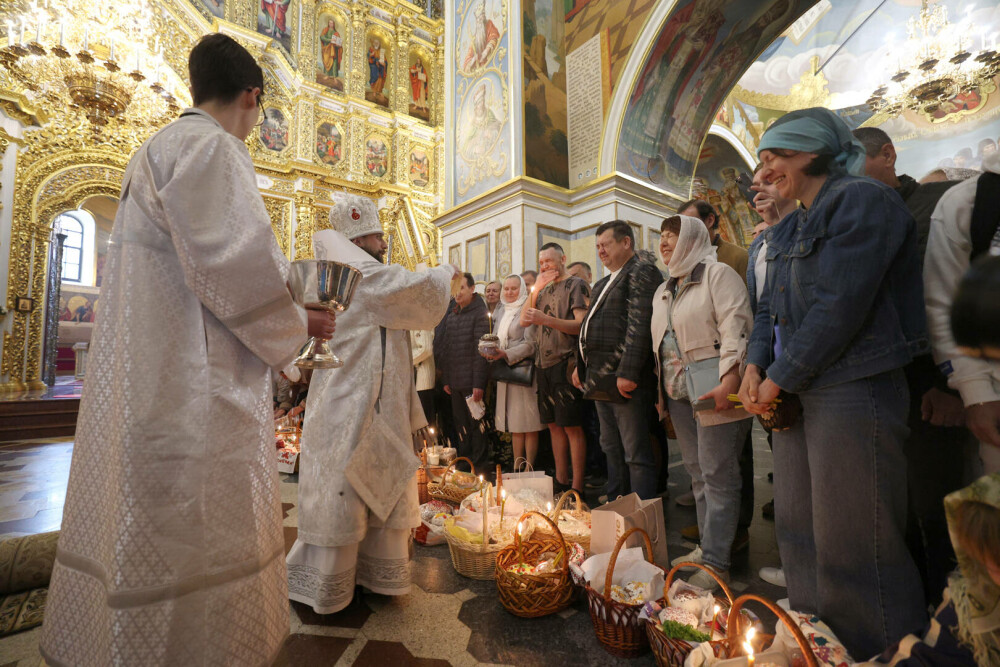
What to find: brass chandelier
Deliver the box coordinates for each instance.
[1,0,189,128]
[867,0,1000,118]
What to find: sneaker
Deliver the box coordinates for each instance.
[762,500,775,520]
[686,565,730,592]
[758,567,786,587]
[675,490,696,507]
[670,546,703,568]
[680,524,700,541]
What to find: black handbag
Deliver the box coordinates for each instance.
[489,358,535,386]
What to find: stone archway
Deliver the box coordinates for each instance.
[600,0,816,198]
[2,143,130,392]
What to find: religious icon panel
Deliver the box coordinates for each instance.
[260,108,289,152]
[409,148,430,187]
[191,0,223,19]
[365,136,389,178]
[408,51,430,121]
[316,122,343,166]
[366,31,391,108]
[457,0,504,75]
[316,12,346,91]
[258,0,294,57]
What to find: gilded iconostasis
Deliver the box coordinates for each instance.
[0,0,445,392]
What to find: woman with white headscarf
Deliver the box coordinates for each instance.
[487,274,544,465]
[650,214,754,592]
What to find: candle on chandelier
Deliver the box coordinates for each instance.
[58,20,65,47]
[109,38,115,61]
[5,20,12,43]
[82,26,88,51]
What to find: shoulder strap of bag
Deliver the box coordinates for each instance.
[970,172,1000,260]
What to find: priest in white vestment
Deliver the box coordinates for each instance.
[40,34,334,667]
[287,192,454,613]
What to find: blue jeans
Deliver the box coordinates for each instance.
[667,398,750,572]
[596,383,657,500]
[772,369,926,658]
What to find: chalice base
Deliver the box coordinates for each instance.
[294,337,344,369]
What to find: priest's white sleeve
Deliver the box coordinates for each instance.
[159,131,307,369]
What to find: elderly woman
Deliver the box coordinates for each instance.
[737,107,927,657]
[487,275,544,465]
[652,214,753,591]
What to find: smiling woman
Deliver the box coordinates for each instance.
[737,107,930,658]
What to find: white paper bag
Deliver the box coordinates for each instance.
[591,493,669,569]
[465,394,486,420]
[500,458,553,502]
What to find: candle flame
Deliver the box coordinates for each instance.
[517,522,523,535]
[746,627,756,641]
[501,489,506,499]
[546,501,552,512]
[428,427,434,434]
[743,641,754,660]
[479,474,484,482]
[714,604,720,615]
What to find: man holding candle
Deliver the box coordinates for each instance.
[287,192,455,615]
[438,273,492,474]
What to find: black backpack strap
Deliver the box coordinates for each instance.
[970,172,1000,260]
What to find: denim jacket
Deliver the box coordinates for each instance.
[747,173,929,393]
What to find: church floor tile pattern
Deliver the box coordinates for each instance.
[0,426,785,665]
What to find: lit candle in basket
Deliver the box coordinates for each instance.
[500,488,507,528]
[546,501,552,518]
[712,603,720,635]
[517,522,525,563]
[744,642,754,667]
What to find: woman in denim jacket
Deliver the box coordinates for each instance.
[652,214,754,592]
[737,107,928,658]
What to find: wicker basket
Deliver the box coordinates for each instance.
[551,489,591,554]
[584,527,665,658]
[725,594,819,666]
[645,562,737,667]
[427,457,480,506]
[495,511,575,618]
[416,465,448,505]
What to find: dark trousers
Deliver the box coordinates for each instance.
[904,393,979,607]
[583,400,606,476]
[418,389,435,427]
[450,388,491,475]
[738,429,754,528]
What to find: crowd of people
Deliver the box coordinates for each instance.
[37,33,1000,667]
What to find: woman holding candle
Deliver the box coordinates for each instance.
[737,107,927,658]
[486,275,544,467]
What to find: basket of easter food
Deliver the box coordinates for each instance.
[494,511,586,618]
[534,488,591,556]
[426,456,481,506]
[581,527,666,658]
[643,561,740,666]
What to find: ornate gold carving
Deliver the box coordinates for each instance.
[294,193,316,260]
[263,196,293,258]
[730,56,832,112]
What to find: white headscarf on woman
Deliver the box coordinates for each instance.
[665,214,718,279]
[496,273,528,349]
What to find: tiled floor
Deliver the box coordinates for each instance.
[0,426,784,666]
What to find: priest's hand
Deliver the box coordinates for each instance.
[307,309,336,340]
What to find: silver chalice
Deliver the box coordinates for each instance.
[288,259,363,369]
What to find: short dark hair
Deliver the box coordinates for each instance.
[462,272,475,288]
[567,261,591,273]
[520,270,538,278]
[952,255,1000,352]
[189,33,264,106]
[753,162,764,174]
[539,242,565,255]
[677,199,718,228]
[852,127,893,158]
[596,220,635,247]
[660,215,682,235]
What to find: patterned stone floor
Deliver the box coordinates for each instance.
[0,426,784,666]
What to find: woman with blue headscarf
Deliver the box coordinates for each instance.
[737,107,929,657]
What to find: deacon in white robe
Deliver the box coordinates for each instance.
[40,103,318,664]
[287,193,453,614]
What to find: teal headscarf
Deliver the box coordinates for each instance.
[757,107,867,176]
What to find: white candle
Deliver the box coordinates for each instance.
[6,20,13,43]
[109,38,115,61]
[59,20,64,47]
[82,26,88,50]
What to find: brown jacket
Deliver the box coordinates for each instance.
[714,236,749,285]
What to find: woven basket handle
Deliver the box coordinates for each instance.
[441,456,476,485]
[664,562,735,605]
[726,594,818,667]
[603,527,654,602]
[512,510,569,575]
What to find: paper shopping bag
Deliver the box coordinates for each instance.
[499,458,554,502]
[590,493,669,569]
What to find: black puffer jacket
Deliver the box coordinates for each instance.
[439,294,490,390]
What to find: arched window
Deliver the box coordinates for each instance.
[56,210,96,286]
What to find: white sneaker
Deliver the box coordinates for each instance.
[758,567,786,587]
[670,546,703,568]
[686,565,730,592]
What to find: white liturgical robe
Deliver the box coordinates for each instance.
[287,230,450,613]
[40,109,308,667]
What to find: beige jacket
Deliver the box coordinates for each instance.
[411,329,435,391]
[651,261,753,426]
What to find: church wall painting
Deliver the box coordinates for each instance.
[563,0,658,92]
[453,0,511,204]
[409,148,430,187]
[316,10,347,92]
[692,133,760,248]
[260,108,289,152]
[366,29,392,108]
[258,0,294,58]
[365,135,390,178]
[466,234,490,282]
[409,50,432,122]
[191,0,224,19]
[616,0,808,196]
[523,0,568,188]
[315,121,343,167]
